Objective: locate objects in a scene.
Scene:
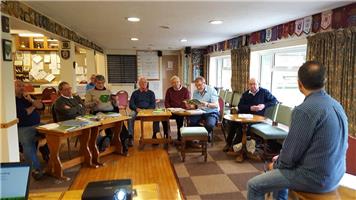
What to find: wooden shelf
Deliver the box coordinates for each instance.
[15,35,59,51]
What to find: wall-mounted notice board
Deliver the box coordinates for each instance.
[137,51,159,80]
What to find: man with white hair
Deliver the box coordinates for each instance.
[162,75,190,141]
[128,76,158,146]
[223,78,278,152]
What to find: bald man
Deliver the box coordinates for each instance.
[223,78,278,152]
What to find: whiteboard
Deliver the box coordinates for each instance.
[137,51,159,80]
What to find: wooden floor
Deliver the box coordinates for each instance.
[69,121,183,200]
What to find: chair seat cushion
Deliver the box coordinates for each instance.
[251,123,288,140]
[181,127,208,137]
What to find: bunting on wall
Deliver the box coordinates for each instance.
[206,3,355,53]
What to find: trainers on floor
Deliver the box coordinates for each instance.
[32,169,44,180]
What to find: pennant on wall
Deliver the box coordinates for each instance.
[242,35,247,47]
[321,10,332,30]
[288,21,295,36]
[282,23,289,38]
[277,24,284,39]
[255,31,261,44]
[332,7,347,29]
[303,16,312,34]
[271,26,278,41]
[346,3,356,27]
[295,18,304,36]
[250,32,257,45]
[265,28,272,42]
[312,13,321,33]
[260,29,266,43]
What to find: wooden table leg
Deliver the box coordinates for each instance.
[111,122,123,154]
[164,119,171,150]
[79,129,94,168]
[89,126,101,166]
[139,120,144,150]
[46,135,69,180]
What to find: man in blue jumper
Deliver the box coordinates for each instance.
[247,61,348,199]
[223,78,278,152]
[128,76,159,146]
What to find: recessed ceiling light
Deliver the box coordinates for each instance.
[19,33,44,37]
[126,17,140,22]
[180,39,187,42]
[209,20,223,25]
[131,38,139,41]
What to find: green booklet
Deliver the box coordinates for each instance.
[99,94,110,103]
[186,99,203,106]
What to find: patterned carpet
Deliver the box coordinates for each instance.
[168,128,265,200]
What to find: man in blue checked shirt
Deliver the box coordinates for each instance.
[185,76,219,142]
[247,61,348,200]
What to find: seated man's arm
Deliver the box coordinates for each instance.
[54,98,82,117]
[149,91,156,109]
[275,108,314,169]
[164,90,171,108]
[129,92,137,111]
[237,93,251,113]
[263,90,278,108]
[207,88,219,108]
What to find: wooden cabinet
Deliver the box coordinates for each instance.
[14,35,59,51]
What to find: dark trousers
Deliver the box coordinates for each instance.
[162,114,184,140]
[225,121,243,146]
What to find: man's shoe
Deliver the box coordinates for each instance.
[128,138,134,147]
[32,169,44,180]
[223,145,231,152]
[99,137,111,152]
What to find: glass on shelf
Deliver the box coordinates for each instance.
[33,37,44,49]
[19,37,30,48]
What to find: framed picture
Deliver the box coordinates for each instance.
[61,50,70,60]
[62,41,70,49]
[2,39,12,61]
[1,15,10,33]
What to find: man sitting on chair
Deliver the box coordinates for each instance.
[162,75,190,141]
[186,76,219,142]
[223,78,277,152]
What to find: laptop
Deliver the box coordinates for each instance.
[0,162,31,200]
[82,179,132,200]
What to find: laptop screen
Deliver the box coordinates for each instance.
[0,163,30,200]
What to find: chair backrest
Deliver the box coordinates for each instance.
[116,90,129,108]
[42,87,57,100]
[225,91,233,105]
[218,97,225,121]
[264,104,278,121]
[219,89,226,100]
[275,104,293,126]
[231,92,242,107]
[51,105,58,123]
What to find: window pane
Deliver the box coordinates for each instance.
[260,54,272,91]
[275,51,306,69]
[272,71,304,107]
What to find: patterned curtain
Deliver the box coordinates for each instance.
[231,47,251,93]
[307,27,356,136]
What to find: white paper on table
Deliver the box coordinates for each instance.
[185,109,206,115]
[32,55,42,64]
[32,61,44,70]
[51,68,60,75]
[39,123,59,130]
[238,114,253,119]
[23,52,31,66]
[167,108,185,113]
[45,74,55,82]
[44,55,51,63]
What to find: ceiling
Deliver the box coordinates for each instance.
[22,1,350,51]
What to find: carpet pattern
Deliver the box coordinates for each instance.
[168,129,265,200]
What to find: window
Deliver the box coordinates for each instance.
[209,55,231,90]
[107,55,137,83]
[251,45,306,107]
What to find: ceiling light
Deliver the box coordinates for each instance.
[131,38,139,41]
[126,17,140,22]
[19,33,44,37]
[180,39,187,42]
[209,20,223,25]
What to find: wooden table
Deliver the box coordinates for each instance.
[170,109,205,127]
[223,114,266,162]
[136,109,172,149]
[29,183,159,200]
[37,122,100,180]
[89,116,131,166]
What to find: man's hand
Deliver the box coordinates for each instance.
[250,105,258,111]
[23,93,33,102]
[272,155,279,162]
[64,105,71,109]
[256,104,265,111]
[199,101,209,108]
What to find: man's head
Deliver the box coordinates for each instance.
[138,76,148,91]
[14,80,25,97]
[58,81,72,97]
[95,75,106,90]
[194,76,206,93]
[90,74,96,83]
[170,75,181,90]
[298,61,326,94]
[248,78,259,93]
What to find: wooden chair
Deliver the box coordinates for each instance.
[180,127,208,162]
[41,87,57,114]
[116,90,129,115]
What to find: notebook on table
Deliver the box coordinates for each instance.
[0,162,31,200]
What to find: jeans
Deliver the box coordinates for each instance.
[188,112,219,133]
[247,169,290,200]
[18,125,42,170]
[162,114,184,140]
[128,111,159,138]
